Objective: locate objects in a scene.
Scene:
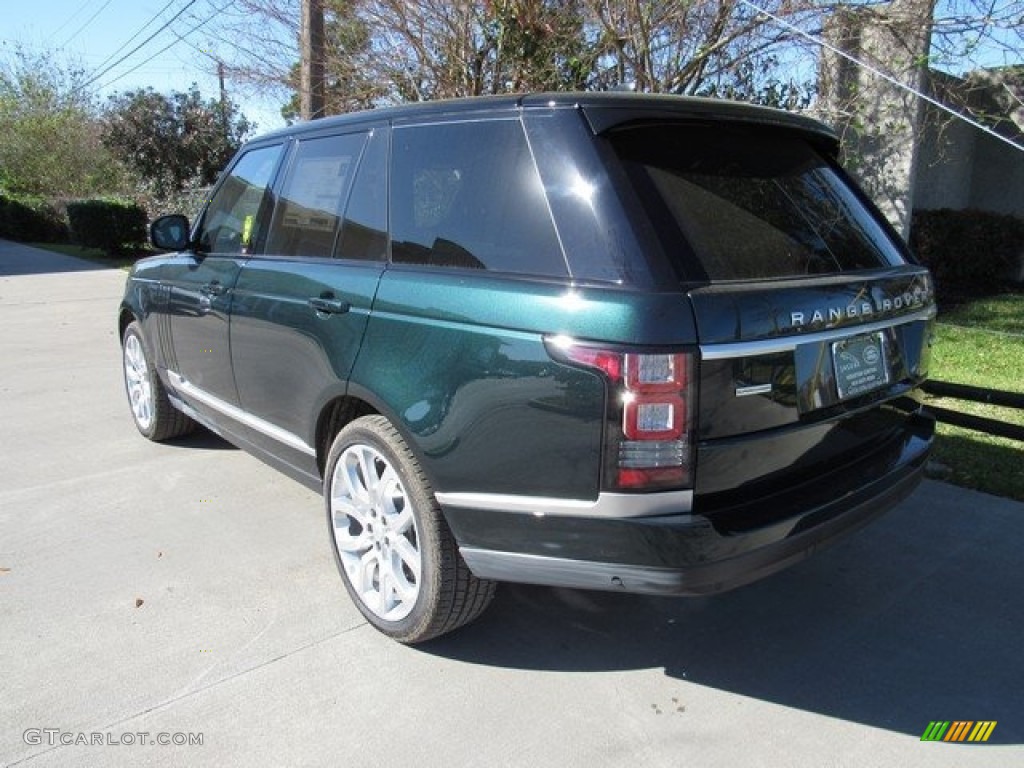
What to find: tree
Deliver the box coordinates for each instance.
[189,0,1020,122]
[195,0,818,112]
[356,0,595,100]
[102,86,252,198]
[281,1,383,121]
[929,0,1023,74]
[0,46,124,197]
[581,0,815,96]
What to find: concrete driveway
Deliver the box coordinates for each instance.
[1,239,1021,767]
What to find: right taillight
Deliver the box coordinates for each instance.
[546,337,696,492]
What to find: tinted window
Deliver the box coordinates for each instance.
[610,125,905,281]
[198,145,283,255]
[266,133,366,258]
[391,120,566,277]
[337,129,388,261]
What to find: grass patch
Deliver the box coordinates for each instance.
[28,242,143,270]
[931,422,1024,502]
[930,323,1023,393]
[29,242,108,261]
[939,293,1024,335]
[929,293,1023,501]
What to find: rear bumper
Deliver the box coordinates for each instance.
[444,410,933,596]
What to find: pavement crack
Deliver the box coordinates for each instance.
[104,620,369,730]
[5,621,367,766]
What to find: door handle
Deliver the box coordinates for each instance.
[200,281,227,297]
[308,296,350,315]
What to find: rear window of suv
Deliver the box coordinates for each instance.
[390,119,568,278]
[609,123,906,282]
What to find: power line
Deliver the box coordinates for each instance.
[167,3,280,75]
[93,3,225,92]
[48,0,101,42]
[736,0,1023,153]
[91,0,180,78]
[77,0,199,92]
[165,1,256,64]
[60,0,115,49]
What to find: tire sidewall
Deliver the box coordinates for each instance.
[122,321,159,440]
[324,416,445,642]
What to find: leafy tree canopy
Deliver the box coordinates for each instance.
[103,86,253,198]
[0,47,124,197]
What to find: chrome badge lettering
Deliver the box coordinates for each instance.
[791,301,874,328]
[790,281,933,329]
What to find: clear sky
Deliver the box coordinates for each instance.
[1,0,288,131]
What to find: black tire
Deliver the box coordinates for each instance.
[121,320,195,442]
[324,415,495,643]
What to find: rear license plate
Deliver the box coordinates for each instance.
[832,331,889,400]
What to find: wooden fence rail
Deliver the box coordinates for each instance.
[922,380,1024,442]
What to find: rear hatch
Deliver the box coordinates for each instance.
[604,119,935,515]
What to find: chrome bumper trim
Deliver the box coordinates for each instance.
[700,307,936,361]
[435,489,693,519]
[459,548,683,594]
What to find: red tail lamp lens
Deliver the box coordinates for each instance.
[547,339,696,491]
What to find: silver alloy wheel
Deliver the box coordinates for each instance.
[330,443,422,622]
[123,333,154,431]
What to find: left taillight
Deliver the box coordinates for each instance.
[546,337,696,492]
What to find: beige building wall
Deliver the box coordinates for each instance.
[817,0,936,239]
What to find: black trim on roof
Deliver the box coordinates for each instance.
[251,92,838,153]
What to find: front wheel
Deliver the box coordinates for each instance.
[122,320,195,441]
[325,415,495,643]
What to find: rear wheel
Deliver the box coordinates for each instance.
[122,321,195,441]
[325,415,495,643]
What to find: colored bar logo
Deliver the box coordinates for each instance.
[921,721,997,742]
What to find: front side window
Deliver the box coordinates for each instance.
[390,120,567,277]
[197,144,283,255]
[265,133,366,258]
[609,124,906,282]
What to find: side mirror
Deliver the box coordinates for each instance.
[150,214,191,251]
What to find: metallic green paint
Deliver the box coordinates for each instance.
[349,268,613,499]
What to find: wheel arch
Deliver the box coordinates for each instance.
[118,304,138,344]
[314,395,379,477]
[314,386,442,495]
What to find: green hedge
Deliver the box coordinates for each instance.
[0,195,70,243]
[911,209,1024,296]
[66,199,147,255]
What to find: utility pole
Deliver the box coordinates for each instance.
[218,61,227,108]
[300,0,326,120]
[217,60,228,136]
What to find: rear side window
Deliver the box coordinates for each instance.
[390,120,567,277]
[198,144,283,255]
[610,124,905,281]
[337,129,388,262]
[266,133,366,258]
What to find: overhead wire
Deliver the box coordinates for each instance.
[76,0,199,92]
[163,0,266,65]
[49,0,101,42]
[93,7,222,91]
[59,0,115,49]
[90,0,181,78]
[735,0,1024,153]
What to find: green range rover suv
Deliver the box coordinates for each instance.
[119,93,936,643]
